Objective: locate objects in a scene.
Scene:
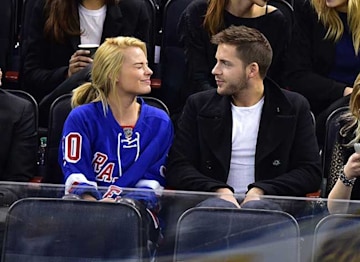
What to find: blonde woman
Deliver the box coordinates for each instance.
[60,36,173,209]
[284,0,360,117]
[328,73,360,213]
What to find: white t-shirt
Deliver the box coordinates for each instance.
[227,97,264,194]
[79,4,107,45]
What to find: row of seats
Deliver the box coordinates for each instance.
[1,195,358,261]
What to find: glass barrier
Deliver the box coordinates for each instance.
[0,181,359,262]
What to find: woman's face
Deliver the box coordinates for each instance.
[326,0,348,12]
[116,46,153,96]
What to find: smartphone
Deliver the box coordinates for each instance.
[354,143,360,153]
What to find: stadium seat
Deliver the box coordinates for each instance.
[174,207,300,261]
[320,106,349,197]
[312,214,360,262]
[42,94,73,184]
[2,197,149,261]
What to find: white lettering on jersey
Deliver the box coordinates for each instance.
[103,185,122,198]
[96,163,115,183]
[64,133,82,163]
[92,152,108,172]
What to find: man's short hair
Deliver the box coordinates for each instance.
[211,25,273,79]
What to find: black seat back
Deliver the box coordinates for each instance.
[2,198,147,261]
[43,94,72,184]
[321,106,349,197]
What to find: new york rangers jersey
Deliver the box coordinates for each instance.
[60,98,174,201]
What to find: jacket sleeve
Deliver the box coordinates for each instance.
[250,96,322,196]
[283,0,346,104]
[4,100,38,181]
[178,5,216,93]
[166,95,233,192]
[22,0,69,100]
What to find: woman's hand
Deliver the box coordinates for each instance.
[67,50,93,78]
[343,152,360,179]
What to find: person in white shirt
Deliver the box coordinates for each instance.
[167,25,322,207]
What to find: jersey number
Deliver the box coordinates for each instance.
[65,133,82,163]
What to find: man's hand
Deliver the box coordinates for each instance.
[216,188,240,208]
[241,187,264,205]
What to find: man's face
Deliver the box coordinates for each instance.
[212,44,248,96]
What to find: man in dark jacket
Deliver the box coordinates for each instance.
[0,88,37,205]
[166,25,322,207]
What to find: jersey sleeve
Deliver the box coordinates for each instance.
[59,109,101,199]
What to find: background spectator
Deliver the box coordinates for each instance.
[283,0,359,118]
[22,0,150,126]
[327,73,360,213]
[0,68,38,205]
[178,0,291,100]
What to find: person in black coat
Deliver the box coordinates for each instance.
[283,0,360,117]
[22,0,151,126]
[178,0,291,99]
[166,25,322,208]
[0,69,38,205]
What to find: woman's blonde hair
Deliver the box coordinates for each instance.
[71,36,147,114]
[311,0,360,55]
[340,73,360,145]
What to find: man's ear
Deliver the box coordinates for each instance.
[247,62,259,79]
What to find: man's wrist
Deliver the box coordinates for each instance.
[246,187,264,196]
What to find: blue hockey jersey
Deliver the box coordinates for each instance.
[60,98,174,202]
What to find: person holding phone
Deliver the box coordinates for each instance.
[328,73,360,213]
